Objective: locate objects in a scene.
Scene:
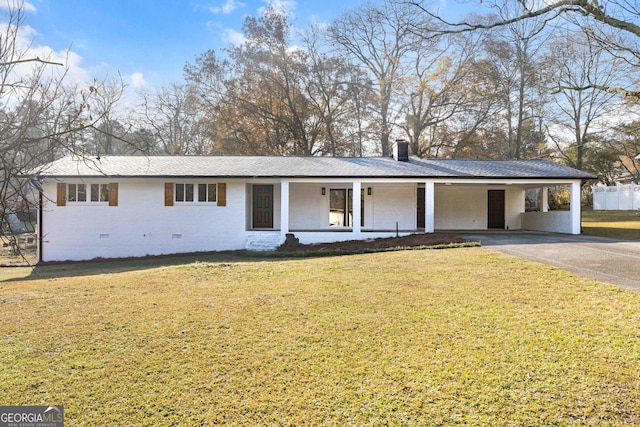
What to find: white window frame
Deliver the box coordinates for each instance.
[67,183,87,203]
[175,183,217,204]
[67,183,109,204]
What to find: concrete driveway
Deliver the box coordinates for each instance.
[457,232,640,293]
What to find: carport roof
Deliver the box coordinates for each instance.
[36,155,596,180]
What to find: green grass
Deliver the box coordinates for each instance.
[1,248,640,425]
[582,210,640,240]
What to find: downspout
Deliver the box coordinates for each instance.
[38,190,43,263]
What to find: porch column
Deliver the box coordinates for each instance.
[425,181,435,233]
[352,181,362,235]
[280,180,290,241]
[570,181,581,235]
[541,187,549,212]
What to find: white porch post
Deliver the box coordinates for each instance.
[425,181,435,233]
[280,180,290,241]
[541,186,549,212]
[352,181,362,235]
[570,181,581,235]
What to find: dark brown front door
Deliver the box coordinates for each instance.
[253,185,274,229]
[487,190,505,229]
[417,187,425,229]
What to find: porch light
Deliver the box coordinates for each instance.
[367,187,372,195]
[322,187,326,195]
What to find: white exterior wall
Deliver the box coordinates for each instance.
[521,211,571,233]
[435,186,484,229]
[293,231,414,246]
[289,183,326,229]
[41,178,249,261]
[505,188,525,230]
[288,183,414,230]
[40,176,580,261]
[369,184,416,230]
[434,185,524,230]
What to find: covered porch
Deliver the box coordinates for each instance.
[282,179,431,247]
[245,178,583,249]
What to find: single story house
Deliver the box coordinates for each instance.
[34,142,594,262]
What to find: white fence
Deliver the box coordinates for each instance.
[593,184,640,210]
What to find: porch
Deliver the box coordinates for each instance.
[244,179,583,250]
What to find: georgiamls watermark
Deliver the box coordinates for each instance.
[0,406,63,427]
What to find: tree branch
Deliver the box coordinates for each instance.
[406,0,640,39]
[0,57,64,67]
[552,83,640,98]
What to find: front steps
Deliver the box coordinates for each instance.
[245,233,282,251]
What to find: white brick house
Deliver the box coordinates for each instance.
[34,146,594,261]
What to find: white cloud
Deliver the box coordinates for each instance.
[0,0,37,13]
[128,72,147,89]
[0,21,91,85]
[210,0,244,15]
[223,27,246,46]
[260,0,296,15]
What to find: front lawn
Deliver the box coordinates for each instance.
[1,248,639,425]
[582,210,640,240]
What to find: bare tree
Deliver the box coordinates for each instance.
[547,32,623,170]
[473,4,552,160]
[0,1,123,261]
[407,0,640,97]
[185,6,321,155]
[328,1,424,156]
[397,32,480,157]
[139,82,212,155]
[605,120,640,181]
[302,24,366,156]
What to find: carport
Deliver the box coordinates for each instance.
[430,179,584,235]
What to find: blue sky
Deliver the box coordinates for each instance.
[22,0,373,89]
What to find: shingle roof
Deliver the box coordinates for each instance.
[36,155,596,180]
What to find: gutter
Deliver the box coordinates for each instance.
[36,174,597,180]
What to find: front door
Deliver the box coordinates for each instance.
[253,185,274,229]
[487,190,505,229]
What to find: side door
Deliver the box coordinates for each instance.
[487,190,505,229]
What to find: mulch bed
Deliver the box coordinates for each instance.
[277,233,467,253]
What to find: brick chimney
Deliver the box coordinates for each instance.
[393,139,409,162]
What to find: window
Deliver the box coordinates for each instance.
[175,183,217,203]
[198,184,217,202]
[330,189,347,226]
[67,183,108,203]
[165,182,225,207]
[90,184,110,202]
[59,182,117,206]
[329,188,364,227]
[67,183,87,202]
[175,184,192,202]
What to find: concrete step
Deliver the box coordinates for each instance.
[245,233,282,251]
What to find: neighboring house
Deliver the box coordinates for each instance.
[6,210,36,234]
[34,142,595,262]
